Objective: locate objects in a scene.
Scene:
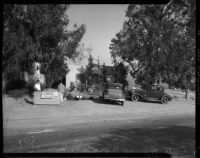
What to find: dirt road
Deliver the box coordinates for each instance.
[3,96,195,156]
[4,115,195,156]
[3,96,195,135]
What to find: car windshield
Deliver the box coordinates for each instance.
[108,84,122,89]
[142,85,151,90]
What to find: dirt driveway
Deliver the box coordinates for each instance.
[3,94,195,136]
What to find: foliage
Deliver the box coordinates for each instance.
[110,0,195,92]
[76,66,87,85]
[77,55,106,91]
[3,4,86,91]
[102,62,107,83]
[85,54,95,86]
[113,62,128,89]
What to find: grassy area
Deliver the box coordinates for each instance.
[165,89,195,100]
[25,125,194,156]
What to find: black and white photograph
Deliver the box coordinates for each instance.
[3,1,196,157]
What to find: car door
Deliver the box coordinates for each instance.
[142,85,152,100]
[145,86,158,100]
[153,87,164,99]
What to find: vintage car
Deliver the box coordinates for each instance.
[126,84,172,104]
[102,83,125,105]
[74,94,83,100]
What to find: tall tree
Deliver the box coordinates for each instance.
[77,66,87,85]
[3,4,86,90]
[110,0,195,98]
[85,54,95,86]
[102,62,107,83]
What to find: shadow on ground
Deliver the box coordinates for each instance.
[24,97,34,105]
[93,99,122,106]
[125,97,164,104]
[90,125,195,156]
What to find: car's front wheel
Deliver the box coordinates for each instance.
[161,97,168,104]
[131,94,139,102]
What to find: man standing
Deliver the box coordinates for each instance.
[34,80,41,91]
[58,81,66,102]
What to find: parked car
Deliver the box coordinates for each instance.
[126,84,172,104]
[74,94,83,100]
[102,83,125,105]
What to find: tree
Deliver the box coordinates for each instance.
[77,66,87,85]
[114,62,128,89]
[102,62,107,83]
[3,4,86,91]
[85,54,95,86]
[110,0,195,98]
[76,66,87,92]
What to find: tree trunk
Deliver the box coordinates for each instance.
[185,89,189,99]
[185,82,189,99]
[2,74,7,95]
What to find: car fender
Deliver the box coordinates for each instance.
[160,95,171,101]
[132,92,146,100]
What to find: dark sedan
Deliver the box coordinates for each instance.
[126,84,172,104]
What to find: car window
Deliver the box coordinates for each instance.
[151,87,156,90]
[156,87,161,90]
[146,86,152,90]
[142,85,148,90]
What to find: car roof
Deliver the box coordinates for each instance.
[141,84,164,88]
[109,83,123,86]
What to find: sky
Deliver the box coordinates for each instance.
[67,4,128,66]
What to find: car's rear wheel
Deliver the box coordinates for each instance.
[161,97,168,104]
[131,94,139,102]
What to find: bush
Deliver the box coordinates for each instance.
[7,88,28,99]
[6,79,26,91]
[76,83,85,92]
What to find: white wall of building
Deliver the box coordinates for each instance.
[65,65,79,89]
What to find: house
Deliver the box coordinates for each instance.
[65,61,139,90]
[92,64,115,83]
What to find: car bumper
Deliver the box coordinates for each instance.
[75,95,83,99]
[104,97,125,102]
